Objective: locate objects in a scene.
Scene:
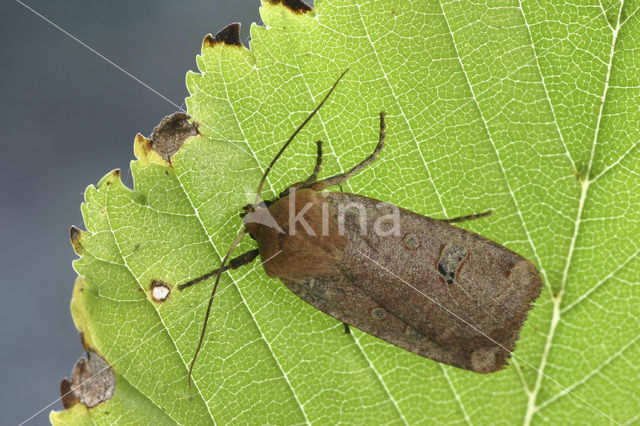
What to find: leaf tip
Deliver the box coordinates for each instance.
[134,133,165,166]
[203,22,243,49]
[265,0,312,14]
[96,169,122,190]
[133,133,150,158]
[69,226,84,255]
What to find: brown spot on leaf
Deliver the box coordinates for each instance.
[69,226,83,255]
[203,23,242,48]
[60,378,79,409]
[61,350,115,409]
[151,112,199,162]
[150,280,171,302]
[267,0,312,13]
[106,169,120,184]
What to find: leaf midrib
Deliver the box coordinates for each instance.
[521,1,624,423]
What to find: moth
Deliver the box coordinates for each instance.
[180,70,543,384]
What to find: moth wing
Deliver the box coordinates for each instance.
[325,193,542,372]
[281,274,477,371]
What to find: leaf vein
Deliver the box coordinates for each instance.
[104,180,215,425]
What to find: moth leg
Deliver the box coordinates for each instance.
[307,111,386,191]
[280,141,323,197]
[442,210,492,223]
[178,249,259,290]
[343,323,351,334]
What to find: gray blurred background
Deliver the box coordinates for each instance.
[0,1,282,424]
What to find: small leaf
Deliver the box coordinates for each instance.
[53,0,639,424]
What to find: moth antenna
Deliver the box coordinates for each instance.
[254,68,349,204]
[189,69,348,387]
[187,229,247,388]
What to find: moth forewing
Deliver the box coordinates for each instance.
[320,192,543,372]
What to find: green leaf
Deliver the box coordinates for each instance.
[52,0,640,424]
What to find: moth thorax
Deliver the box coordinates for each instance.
[242,204,280,238]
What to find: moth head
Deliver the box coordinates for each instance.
[240,200,277,238]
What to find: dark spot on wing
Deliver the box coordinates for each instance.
[438,244,467,285]
[437,263,454,285]
[370,307,388,320]
[402,232,420,249]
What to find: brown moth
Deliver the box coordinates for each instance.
[180,70,543,384]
